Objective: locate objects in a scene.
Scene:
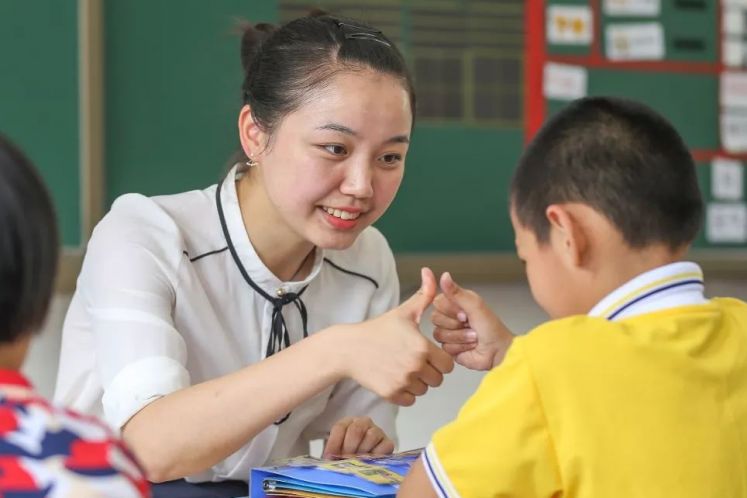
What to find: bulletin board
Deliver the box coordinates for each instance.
[525,0,747,250]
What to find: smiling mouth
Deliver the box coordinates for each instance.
[322,206,362,221]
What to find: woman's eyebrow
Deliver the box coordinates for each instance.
[316,123,410,144]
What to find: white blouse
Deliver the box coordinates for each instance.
[54,165,399,482]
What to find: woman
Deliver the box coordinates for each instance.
[55,12,453,497]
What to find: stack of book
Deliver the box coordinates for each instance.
[250,449,420,498]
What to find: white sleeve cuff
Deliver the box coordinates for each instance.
[102,355,190,430]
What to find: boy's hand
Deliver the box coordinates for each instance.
[322,417,394,458]
[340,268,455,406]
[432,272,514,371]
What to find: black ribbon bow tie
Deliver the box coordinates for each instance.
[265,288,309,425]
[266,288,309,358]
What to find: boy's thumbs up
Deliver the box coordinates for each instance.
[398,267,437,325]
[439,271,483,317]
[432,271,515,371]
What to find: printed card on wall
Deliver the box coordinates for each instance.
[721,72,747,109]
[604,0,660,16]
[707,203,747,243]
[543,63,588,100]
[605,23,665,60]
[724,6,747,35]
[723,39,747,67]
[723,5,747,67]
[712,158,745,201]
[721,112,747,152]
[547,5,593,45]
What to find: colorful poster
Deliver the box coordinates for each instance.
[604,0,660,16]
[543,63,588,100]
[605,23,665,60]
[547,5,593,45]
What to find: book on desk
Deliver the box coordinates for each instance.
[249,449,420,498]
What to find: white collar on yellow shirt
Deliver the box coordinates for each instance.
[588,261,707,322]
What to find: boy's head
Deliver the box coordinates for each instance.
[0,134,58,351]
[510,97,703,318]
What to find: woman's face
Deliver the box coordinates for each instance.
[244,69,412,250]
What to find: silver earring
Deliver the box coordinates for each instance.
[246,156,256,167]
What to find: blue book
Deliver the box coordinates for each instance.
[249,450,421,498]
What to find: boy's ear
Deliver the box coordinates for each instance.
[545,204,589,268]
[238,105,267,159]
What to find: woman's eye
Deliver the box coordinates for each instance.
[323,144,347,156]
[380,153,403,166]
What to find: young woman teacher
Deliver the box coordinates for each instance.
[54,12,453,497]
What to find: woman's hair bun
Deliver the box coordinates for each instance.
[239,21,278,72]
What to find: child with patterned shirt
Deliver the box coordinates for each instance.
[399,97,747,498]
[0,134,150,497]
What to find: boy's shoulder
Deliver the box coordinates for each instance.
[710,296,747,314]
[518,297,747,367]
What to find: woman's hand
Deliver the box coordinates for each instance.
[335,268,455,406]
[322,416,395,458]
[431,272,514,371]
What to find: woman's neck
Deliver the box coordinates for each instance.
[236,173,316,282]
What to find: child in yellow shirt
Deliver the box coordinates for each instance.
[398,96,747,498]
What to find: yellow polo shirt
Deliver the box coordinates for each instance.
[424,266,747,497]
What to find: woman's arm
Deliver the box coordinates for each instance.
[73,199,451,481]
[124,269,453,482]
[122,325,344,482]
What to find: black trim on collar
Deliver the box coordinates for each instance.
[323,258,379,289]
[214,176,310,302]
[215,176,309,426]
[183,247,229,262]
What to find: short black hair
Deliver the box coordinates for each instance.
[0,134,59,343]
[511,96,703,249]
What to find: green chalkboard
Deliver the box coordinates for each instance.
[104,1,277,203]
[547,71,719,149]
[377,127,522,252]
[0,0,80,246]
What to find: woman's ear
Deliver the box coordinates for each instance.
[238,105,266,160]
[545,204,589,268]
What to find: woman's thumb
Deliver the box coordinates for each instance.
[399,267,436,324]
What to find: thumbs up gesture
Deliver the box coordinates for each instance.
[431,272,514,371]
[342,268,454,406]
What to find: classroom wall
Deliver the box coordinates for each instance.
[103,1,525,252]
[4,1,745,260]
